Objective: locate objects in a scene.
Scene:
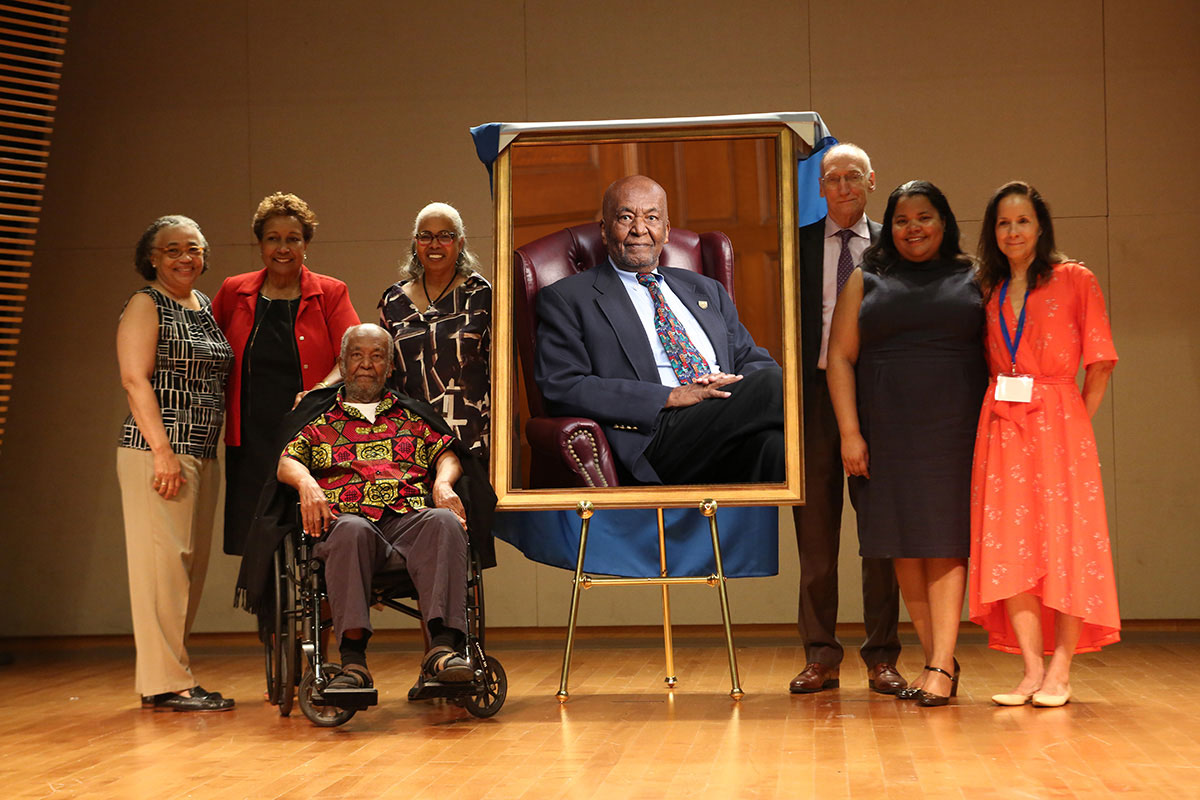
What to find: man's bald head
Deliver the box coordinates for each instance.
[600,175,671,272]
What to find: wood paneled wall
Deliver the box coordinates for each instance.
[0,0,69,452]
[0,0,1195,637]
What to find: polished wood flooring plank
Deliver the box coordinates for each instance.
[3,628,1200,798]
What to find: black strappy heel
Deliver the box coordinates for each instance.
[916,658,960,707]
[896,666,931,700]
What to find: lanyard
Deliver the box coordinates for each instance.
[998,278,1030,374]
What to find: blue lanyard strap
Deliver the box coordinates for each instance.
[998,277,1030,373]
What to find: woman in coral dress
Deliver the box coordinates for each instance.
[969,181,1119,708]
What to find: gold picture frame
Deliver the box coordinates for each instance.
[490,118,809,509]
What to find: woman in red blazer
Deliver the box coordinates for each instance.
[212,192,359,555]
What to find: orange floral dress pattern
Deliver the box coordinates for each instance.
[968,262,1120,654]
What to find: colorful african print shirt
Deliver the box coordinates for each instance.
[282,388,453,520]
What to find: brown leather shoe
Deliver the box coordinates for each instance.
[789,663,839,693]
[867,663,907,694]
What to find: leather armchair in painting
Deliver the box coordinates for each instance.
[513,222,737,488]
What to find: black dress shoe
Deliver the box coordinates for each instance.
[152,687,235,712]
[789,663,839,693]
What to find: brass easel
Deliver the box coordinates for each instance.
[555,498,743,701]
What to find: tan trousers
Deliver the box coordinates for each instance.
[116,448,218,696]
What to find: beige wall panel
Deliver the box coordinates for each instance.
[1103,1,1200,217]
[39,2,251,251]
[0,245,247,636]
[809,1,1107,225]
[242,2,525,249]
[1108,213,1200,618]
[3,2,1196,641]
[523,0,810,121]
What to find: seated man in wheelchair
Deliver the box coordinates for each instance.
[275,323,482,691]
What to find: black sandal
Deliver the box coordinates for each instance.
[152,686,235,712]
[421,645,473,683]
[327,664,373,690]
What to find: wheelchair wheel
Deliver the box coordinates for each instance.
[299,667,357,728]
[263,548,288,707]
[277,539,299,717]
[462,656,506,718]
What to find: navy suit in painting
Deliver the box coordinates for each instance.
[535,260,779,485]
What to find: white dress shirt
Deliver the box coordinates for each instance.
[613,261,721,387]
[818,214,872,369]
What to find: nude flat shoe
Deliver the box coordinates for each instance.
[991,691,1034,706]
[1031,687,1071,707]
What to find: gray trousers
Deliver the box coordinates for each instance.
[313,508,468,643]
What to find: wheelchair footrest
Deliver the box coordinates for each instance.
[314,687,378,709]
[408,677,479,702]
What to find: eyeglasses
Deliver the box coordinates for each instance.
[415,231,458,246]
[154,245,207,259]
[821,172,868,188]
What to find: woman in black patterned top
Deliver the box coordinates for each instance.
[378,202,491,462]
[116,215,235,712]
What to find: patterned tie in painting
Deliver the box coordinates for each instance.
[835,228,856,295]
[635,272,710,385]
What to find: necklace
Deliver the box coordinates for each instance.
[421,272,456,315]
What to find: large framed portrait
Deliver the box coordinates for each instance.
[488,113,819,509]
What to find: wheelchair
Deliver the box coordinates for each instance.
[262,524,507,727]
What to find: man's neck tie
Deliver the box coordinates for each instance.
[636,272,710,385]
[835,228,856,295]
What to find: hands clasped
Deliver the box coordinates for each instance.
[665,372,743,408]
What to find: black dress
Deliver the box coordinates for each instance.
[848,258,987,559]
[223,296,302,555]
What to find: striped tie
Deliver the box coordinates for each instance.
[835,228,856,294]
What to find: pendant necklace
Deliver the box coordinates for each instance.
[421,272,455,315]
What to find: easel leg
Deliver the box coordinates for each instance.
[657,508,677,688]
[702,499,743,700]
[557,500,594,703]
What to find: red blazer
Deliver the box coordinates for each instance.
[212,265,360,446]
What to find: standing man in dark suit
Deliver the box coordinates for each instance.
[789,143,905,694]
[535,175,784,485]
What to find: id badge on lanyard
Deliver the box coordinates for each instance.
[995,278,1033,403]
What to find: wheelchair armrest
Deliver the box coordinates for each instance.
[526,416,620,489]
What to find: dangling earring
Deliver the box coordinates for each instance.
[455,251,465,268]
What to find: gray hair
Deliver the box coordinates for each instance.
[398,201,481,281]
[134,214,208,280]
[339,323,392,363]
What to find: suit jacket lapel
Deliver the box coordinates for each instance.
[593,262,661,383]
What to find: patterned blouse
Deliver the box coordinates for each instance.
[378,271,491,461]
[282,389,453,520]
[119,287,233,459]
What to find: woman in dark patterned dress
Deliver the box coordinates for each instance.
[827,181,987,707]
[116,215,235,711]
[378,202,491,461]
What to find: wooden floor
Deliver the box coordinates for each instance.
[2,624,1198,799]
